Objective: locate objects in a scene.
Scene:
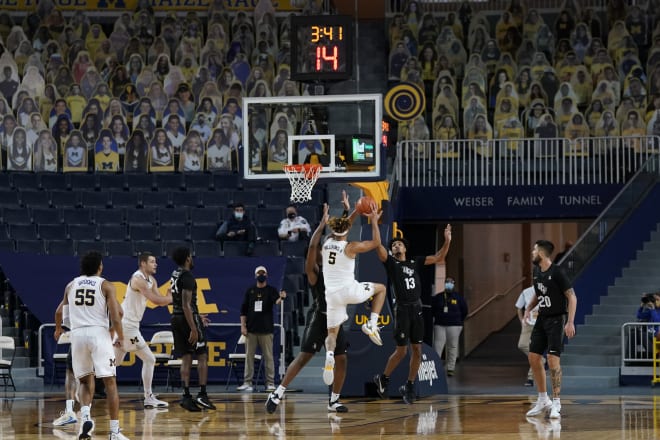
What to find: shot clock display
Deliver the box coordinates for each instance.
[290,15,353,81]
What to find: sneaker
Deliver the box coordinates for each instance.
[526,398,552,417]
[526,416,551,437]
[323,354,335,385]
[549,401,561,419]
[361,321,383,346]
[327,399,348,413]
[327,413,342,433]
[399,383,415,405]
[78,419,95,440]
[237,383,253,391]
[265,384,276,391]
[524,379,534,387]
[373,374,388,399]
[53,410,77,426]
[265,392,281,414]
[109,431,130,440]
[144,393,169,408]
[180,395,202,412]
[195,393,216,410]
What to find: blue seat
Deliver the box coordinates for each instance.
[184,174,213,191]
[261,189,292,207]
[111,191,141,208]
[98,224,127,241]
[158,208,189,225]
[50,191,80,208]
[76,240,104,256]
[160,224,189,241]
[93,208,124,226]
[231,189,262,208]
[190,223,219,241]
[212,173,241,190]
[31,208,61,225]
[256,208,283,224]
[15,240,45,254]
[40,174,68,191]
[132,240,163,257]
[125,208,157,225]
[38,224,67,240]
[47,240,75,255]
[199,190,232,208]
[253,241,280,257]
[193,240,221,257]
[155,173,185,191]
[2,208,31,224]
[0,239,15,252]
[81,192,110,208]
[125,174,155,191]
[142,192,171,209]
[171,191,201,208]
[20,191,51,208]
[0,189,20,208]
[190,207,220,225]
[129,224,159,241]
[98,174,126,191]
[106,240,134,256]
[61,207,92,225]
[69,174,98,191]
[163,240,191,258]
[280,240,309,258]
[222,241,248,256]
[9,224,38,241]
[67,224,98,241]
[11,173,40,191]
[257,223,280,242]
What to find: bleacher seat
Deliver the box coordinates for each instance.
[142,192,171,209]
[212,173,241,190]
[190,207,220,225]
[199,190,232,208]
[158,208,188,225]
[106,240,134,256]
[0,189,20,208]
[68,174,98,191]
[11,173,40,191]
[193,240,221,257]
[68,224,98,241]
[15,240,45,254]
[298,206,320,224]
[232,189,262,208]
[253,241,280,257]
[129,224,159,241]
[0,239,14,252]
[285,257,305,275]
[163,241,190,258]
[222,241,248,256]
[2,208,31,225]
[280,240,309,257]
[190,223,218,241]
[47,240,75,255]
[125,208,156,225]
[257,224,280,242]
[81,192,110,209]
[93,208,124,226]
[50,191,80,208]
[256,208,283,224]
[9,224,38,241]
[76,241,104,256]
[155,174,185,191]
[160,225,189,241]
[184,174,213,191]
[132,240,163,257]
[0,174,11,190]
[98,174,126,191]
[61,208,92,225]
[38,224,67,241]
[262,189,291,207]
[31,208,60,225]
[40,174,68,191]
[125,174,155,191]
[98,224,127,241]
[20,191,51,208]
[111,191,141,208]
[171,191,201,208]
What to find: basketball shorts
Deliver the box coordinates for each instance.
[326,280,377,328]
[171,314,207,357]
[119,324,148,353]
[300,310,347,355]
[70,326,116,379]
[529,314,567,357]
[393,302,424,346]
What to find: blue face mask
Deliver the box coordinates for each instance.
[445,282,455,291]
[256,274,267,283]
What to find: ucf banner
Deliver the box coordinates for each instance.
[0,252,287,384]
[1,0,302,10]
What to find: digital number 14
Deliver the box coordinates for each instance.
[315,46,339,71]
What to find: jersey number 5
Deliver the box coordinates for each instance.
[327,251,336,265]
[74,288,95,306]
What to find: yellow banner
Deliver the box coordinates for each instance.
[1,0,302,11]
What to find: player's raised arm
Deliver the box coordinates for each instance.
[305,203,328,285]
[346,201,382,256]
[342,189,359,224]
[425,224,452,265]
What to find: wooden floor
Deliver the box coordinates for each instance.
[3,390,659,439]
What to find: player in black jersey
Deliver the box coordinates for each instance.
[524,240,577,420]
[170,247,215,412]
[266,201,350,414]
[373,224,452,404]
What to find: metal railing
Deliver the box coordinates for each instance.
[388,0,605,14]
[466,276,526,320]
[621,322,658,377]
[395,136,660,188]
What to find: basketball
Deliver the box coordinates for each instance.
[356,196,375,215]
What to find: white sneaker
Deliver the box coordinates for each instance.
[78,418,95,440]
[144,393,169,408]
[109,431,130,440]
[526,398,552,417]
[361,321,383,346]
[53,410,77,426]
[237,383,253,391]
[549,401,561,419]
[323,354,335,385]
[265,384,276,391]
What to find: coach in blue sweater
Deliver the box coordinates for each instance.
[431,276,468,376]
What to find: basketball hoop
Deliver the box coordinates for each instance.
[283,164,322,204]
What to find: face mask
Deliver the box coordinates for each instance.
[234,212,243,220]
[256,274,267,283]
[287,213,296,220]
[445,282,454,291]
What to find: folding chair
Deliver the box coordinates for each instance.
[0,336,16,391]
[50,331,71,388]
[225,334,263,390]
[147,331,174,390]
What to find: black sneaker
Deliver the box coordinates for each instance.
[373,374,388,399]
[180,395,202,412]
[195,393,216,410]
[265,392,281,414]
[399,383,415,405]
[328,399,348,413]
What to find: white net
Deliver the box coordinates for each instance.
[283,165,322,204]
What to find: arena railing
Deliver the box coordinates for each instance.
[621,322,658,378]
[395,135,660,188]
[388,0,604,14]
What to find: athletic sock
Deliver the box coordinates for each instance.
[330,392,340,403]
[370,313,379,327]
[65,399,74,413]
[538,392,548,401]
[275,385,286,397]
[200,385,207,395]
[183,387,191,397]
[80,405,91,421]
[110,420,120,434]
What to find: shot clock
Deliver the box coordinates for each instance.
[290,15,353,81]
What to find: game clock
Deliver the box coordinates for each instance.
[290,15,353,82]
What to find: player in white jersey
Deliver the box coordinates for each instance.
[52,300,79,427]
[56,251,129,440]
[321,199,387,386]
[114,252,172,408]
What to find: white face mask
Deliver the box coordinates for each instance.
[234,212,244,220]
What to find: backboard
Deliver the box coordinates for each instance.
[242,93,383,182]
